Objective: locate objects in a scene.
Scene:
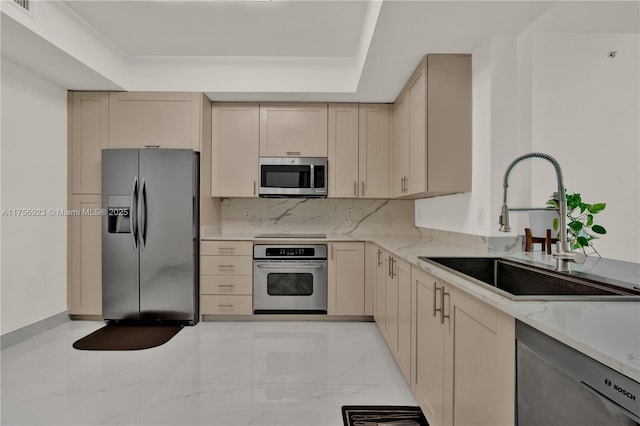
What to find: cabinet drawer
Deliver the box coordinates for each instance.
[201,241,253,256]
[201,256,253,275]
[201,295,252,315]
[201,275,252,295]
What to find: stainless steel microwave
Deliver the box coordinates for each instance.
[259,157,327,198]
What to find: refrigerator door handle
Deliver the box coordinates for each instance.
[130,177,139,251]
[138,178,148,249]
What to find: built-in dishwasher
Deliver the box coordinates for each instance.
[516,321,639,425]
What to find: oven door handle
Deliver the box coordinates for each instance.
[255,264,325,269]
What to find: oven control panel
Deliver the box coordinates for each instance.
[254,244,327,260]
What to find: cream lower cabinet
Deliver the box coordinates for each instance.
[200,241,253,316]
[373,246,411,383]
[411,266,515,426]
[328,242,365,316]
[68,195,102,316]
[363,242,378,316]
[373,246,388,325]
[211,103,259,197]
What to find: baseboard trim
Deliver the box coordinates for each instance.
[1,311,69,349]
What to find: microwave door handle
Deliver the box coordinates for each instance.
[310,164,315,189]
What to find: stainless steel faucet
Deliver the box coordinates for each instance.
[499,152,586,272]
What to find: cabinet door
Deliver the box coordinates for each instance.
[384,256,399,350]
[70,92,109,194]
[444,285,515,426]
[408,70,426,195]
[374,248,388,327]
[68,195,102,316]
[109,92,202,150]
[411,267,446,426]
[427,55,472,194]
[393,94,410,197]
[328,242,365,316]
[211,103,259,197]
[328,104,359,198]
[396,257,412,382]
[363,242,378,316]
[359,104,391,198]
[259,103,328,157]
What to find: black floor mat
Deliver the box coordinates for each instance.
[72,324,183,350]
[342,405,429,426]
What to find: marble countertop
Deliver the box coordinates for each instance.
[202,231,640,382]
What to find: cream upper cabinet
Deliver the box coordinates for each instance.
[411,266,515,426]
[211,103,259,198]
[108,92,202,150]
[328,104,359,198]
[68,194,102,316]
[392,55,471,198]
[393,93,410,197]
[259,103,328,157]
[328,242,365,316]
[70,92,109,194]
[328,104,391,199]
[359,104,391,198]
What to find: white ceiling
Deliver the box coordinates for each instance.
[64,1,369,57]
[3,1,638,102]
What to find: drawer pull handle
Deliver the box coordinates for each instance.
[218,248,235,254]
[218,265,235,269]
[144,145,160,149]
[217,304,234,308]
[217,284,235,288]
[286,151,301,156]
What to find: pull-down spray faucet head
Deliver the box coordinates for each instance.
[499,205,511,233]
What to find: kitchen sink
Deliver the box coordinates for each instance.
[417,256,640,301]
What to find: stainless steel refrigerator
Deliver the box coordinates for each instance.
[102,148,199,325]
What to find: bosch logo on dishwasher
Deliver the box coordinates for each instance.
[605,379,637,401]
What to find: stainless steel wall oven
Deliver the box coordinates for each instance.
[253,244,328,314]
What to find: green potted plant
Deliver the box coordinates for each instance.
[546,191,606,256]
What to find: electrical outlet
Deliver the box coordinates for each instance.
[478,208,485,226]
[244,208,251,220]
[346,209,354,220]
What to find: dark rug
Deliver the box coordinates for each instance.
[73,324,183,351]
[342,405,429,426]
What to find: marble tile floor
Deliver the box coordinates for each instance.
[1,321,417,426]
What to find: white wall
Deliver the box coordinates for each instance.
[1,59,68,334]
[417,10,640,263]
[529,33,639,262]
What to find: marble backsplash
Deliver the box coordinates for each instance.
[217,198,419,236]
[212,197,522,254]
